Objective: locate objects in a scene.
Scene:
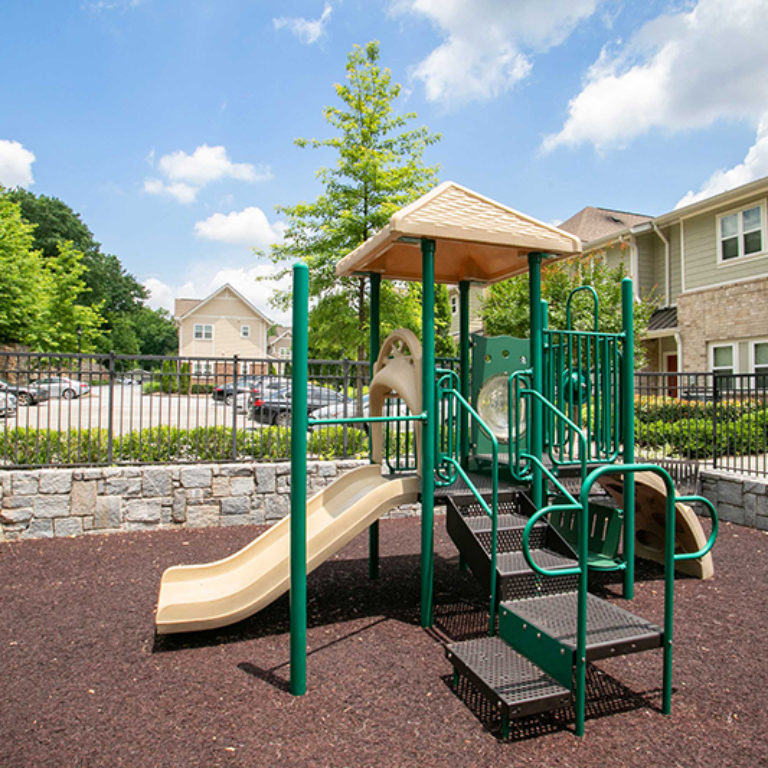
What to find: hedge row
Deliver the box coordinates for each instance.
[0,425,369,465]
[634,395,762,424]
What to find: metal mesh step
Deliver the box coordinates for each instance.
[446,636,571,719]
[500,592,663,659]
[497,549,577,577]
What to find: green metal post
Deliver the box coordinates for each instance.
[528,253,544,509]
[421,238,436,628]
[459,281,471,469]
[621,278,635,599]
[369,273,381,579]
[290,262,309,696]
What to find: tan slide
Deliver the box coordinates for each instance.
[155,464,419,634]
[597,470,714,579]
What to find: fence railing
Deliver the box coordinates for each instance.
[0,350,458,469]
[2,351,765,477]
[635,371,768,479]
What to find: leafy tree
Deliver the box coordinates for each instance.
[262,41,441,361]
[131,307,178,356]
[4,188,148,352]
[480,256,655,365]
[0,197,44,345]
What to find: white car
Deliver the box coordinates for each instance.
[0,390,17,418]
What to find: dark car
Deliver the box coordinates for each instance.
[0,377,49,406]
[249,385,348,426]
[211,375,289,405]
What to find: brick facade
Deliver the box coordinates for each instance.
[677,276,768,371]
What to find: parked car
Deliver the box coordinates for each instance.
[310,394,370,427]
[212,375,289,405]
[232,376,291,413]
[0,377,49,406]
[33,376,91,399]
[249,385,348,426]
[0,391,17,418]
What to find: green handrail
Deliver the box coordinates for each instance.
[508,368,533,483]
[566,284,600,332]
[436,373,500,635]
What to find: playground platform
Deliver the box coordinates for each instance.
[1,516,765,768]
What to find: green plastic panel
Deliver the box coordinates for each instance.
[470,334,530,464]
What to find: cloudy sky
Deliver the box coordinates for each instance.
[3,0,768,323]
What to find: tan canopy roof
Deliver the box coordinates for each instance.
[335,181,581,284]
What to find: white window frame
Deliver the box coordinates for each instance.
[749,339,768,377]
[192,361,213,376]
[193,323,213,340]
[240,324,250,339]
[450,294,458,315]
[278,347,290,359]
[709,342,738,376]
[716,200,767,265]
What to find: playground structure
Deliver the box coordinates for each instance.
[155,182,717,738]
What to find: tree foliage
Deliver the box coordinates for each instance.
[480,256,655,365]
[262,41,441,360]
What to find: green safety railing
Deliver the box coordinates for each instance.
[436,369,500,635]
[520,462,718,736]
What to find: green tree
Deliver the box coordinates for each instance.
[131,306,178,356]
[480,256,655,365]
[4,188,148,352]
[0,196,44,345]
[262,41,441,361]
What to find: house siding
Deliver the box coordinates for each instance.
[683,194,768,291]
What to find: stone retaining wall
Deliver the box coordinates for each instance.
[699,469,768,531]
[0,460,414,541]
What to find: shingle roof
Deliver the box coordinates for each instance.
[558,207,653,243]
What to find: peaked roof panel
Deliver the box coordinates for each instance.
[336,182,581,284]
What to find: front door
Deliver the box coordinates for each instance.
[664,352,678,398]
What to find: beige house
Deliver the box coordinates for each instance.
[568,175,768,375]
[174,283,273,376]
[267,325,292,360]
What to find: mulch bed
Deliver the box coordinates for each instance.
[2,516,767,768]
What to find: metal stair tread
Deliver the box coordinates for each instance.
[446,636,571,717]
[463,512,538,533]
[497,548,577,576]
[500,592,663,657]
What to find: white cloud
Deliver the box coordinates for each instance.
[0,139,35,188]
[676,115,768,207]
[273,3,332,45]
[194,207,286,248]
[391,0,599,105]
[143,178,198,204]
[544,0,768,152]
[143,144,272,203]
[143,263,290,324]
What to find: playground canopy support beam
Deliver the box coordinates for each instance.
[420,238,436,628]
[368,273,381,579]
[459,281,471,469]
[621,277,636,598]
[289,262,309,696]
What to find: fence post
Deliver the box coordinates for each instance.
[232,354,239,460]
[712,373,719,469]
[342,358,350,457]
[107,351,115,465]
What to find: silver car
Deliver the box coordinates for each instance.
[0,390,17,418]
[33,376,91,399]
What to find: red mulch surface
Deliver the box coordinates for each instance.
[2,517,767,768]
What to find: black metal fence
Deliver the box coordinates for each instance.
[635,371,768,478]
[0,350,458,469]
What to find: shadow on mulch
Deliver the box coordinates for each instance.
[442,665,663,742]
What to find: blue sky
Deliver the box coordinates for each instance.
[2,0,768,324]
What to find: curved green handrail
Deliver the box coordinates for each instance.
[522,503,582,577]
[566,284,600,332]
[673,494,719,561]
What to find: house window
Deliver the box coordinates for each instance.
[279,347,290,359]
[752,341,768,388]
[711,343,737,389]
[241,325,250,338]
[193,324,213,340]
[718,204,764,262]
[193,361,213,375]
[450,294,458,315]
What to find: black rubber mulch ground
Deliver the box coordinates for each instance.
[2,517,767,768]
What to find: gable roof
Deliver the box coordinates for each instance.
[558,206,652,243]
[175,283,273,326]
[335,181,581,284]
[174,298,202,317]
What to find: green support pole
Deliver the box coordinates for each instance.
[528,253,544,509]
[420,238,436,628]
[290,262,309,696]
[459,281,471,469]
[621,277,635,599]
[369,273,381,580]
